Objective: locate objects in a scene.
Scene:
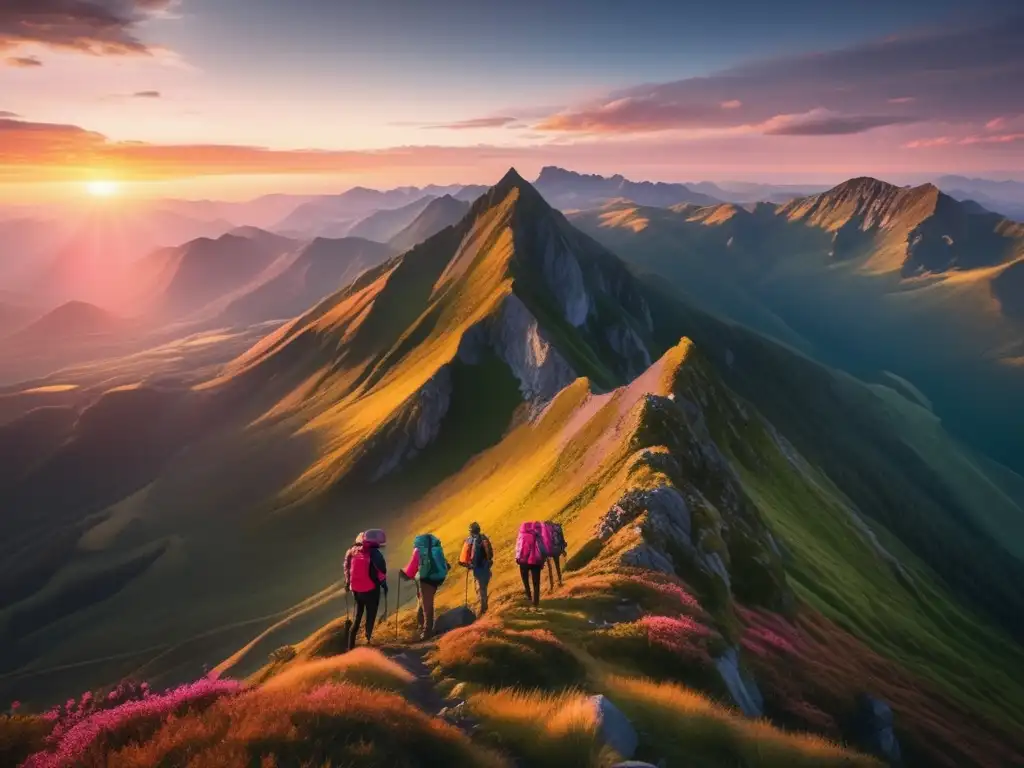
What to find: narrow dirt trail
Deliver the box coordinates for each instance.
[383,643,478,735]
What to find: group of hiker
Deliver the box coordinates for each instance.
[342,520,568,648]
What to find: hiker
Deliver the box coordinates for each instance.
[459,522,494,614]
[543,521,567,590]
[344,529,388,649]
[516,521,548,606]
[399,533,450,639]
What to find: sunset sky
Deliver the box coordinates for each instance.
[2,0,1022,201]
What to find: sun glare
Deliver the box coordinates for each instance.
[86,180,120,198]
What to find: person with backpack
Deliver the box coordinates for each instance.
[459,522,493,614]
[515,521,548,606]
[543,521,567,591]
[399,533,450,640]
[344,529,388,649]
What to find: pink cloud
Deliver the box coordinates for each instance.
[905,136,955,149]
[759,108,916,136]
[531,16,1018,137]
[425,116,518,130]
[906,131,1024,149]
[5,54,42,67]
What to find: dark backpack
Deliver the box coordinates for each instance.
[545,522,567,557]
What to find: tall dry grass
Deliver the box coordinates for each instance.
[432,620,586,690]
[603,674,881,767]
[467,688,618,768]
[260,647,414,693]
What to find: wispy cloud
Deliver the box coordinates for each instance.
[0,1,176,58]
[426,116,518,130]
[533,16,1023,137]
[906,113,1024,150]
[132,90,161,99]
[760,110,917,136]
[0,115,522,182]
[0,111,20,118]
[5,55,42,67]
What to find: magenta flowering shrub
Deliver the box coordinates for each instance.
[737,606,803,658]
[640,577,704,614]
[22,677,242,768]
[639,614,714,662]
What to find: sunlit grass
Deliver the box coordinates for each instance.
[260,648,414,693]
[602,675,881,767]
[432,619,586,691]
[467,688,618,768]
[104,683,507,768]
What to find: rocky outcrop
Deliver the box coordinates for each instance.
[592,349,795,616]
[606,323,653,380]
[539,227,590,327]
[715,646,765,717]
[588,694,638,759]
[369,366,452,480]
[459,294,578,405]
[854,694,903,766]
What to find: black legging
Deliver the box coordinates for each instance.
[519,563,543,605]
[349,587,381,649]
[547,555,563,590]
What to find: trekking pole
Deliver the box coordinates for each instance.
[464,568,469,608]
[395,577,401,643]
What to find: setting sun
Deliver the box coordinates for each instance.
[86,180,120,197]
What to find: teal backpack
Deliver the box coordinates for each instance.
[414,533,449,583]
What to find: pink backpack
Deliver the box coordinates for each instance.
[516,521,548,566]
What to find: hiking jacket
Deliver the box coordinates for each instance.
[400,547,420,580]
[464,534,493,573]
[346,542,387,593]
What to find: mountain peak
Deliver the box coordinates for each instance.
[494,167,530,193]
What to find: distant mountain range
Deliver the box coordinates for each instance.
[221,236,396,324]
[571,175,1024,472]
[388,194,471,252]
[532,165,722,209]
[273,183,486,238]
[935,175,1024,222]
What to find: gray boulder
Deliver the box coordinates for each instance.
[715,647,764,717]
[855,694,903,765]
[433,605,476,635]
[589,694,638,759]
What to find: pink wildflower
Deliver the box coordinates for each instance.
[23,678,243,768]
[10,701,20,711]
[640,615,714,662]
